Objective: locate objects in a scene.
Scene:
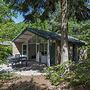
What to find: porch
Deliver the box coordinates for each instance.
[12,29,52,66]
[12,61,46,72]
[12,28,86,67]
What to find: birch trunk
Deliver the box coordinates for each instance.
[60,0,69,64]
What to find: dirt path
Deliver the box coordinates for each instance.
[0,75,57,90]
[0,75,90,90]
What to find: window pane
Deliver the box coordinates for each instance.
[23,51,27,55]
[22,45,27,55]
[23,45,27,50]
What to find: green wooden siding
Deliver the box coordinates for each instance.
[50,43,55,66]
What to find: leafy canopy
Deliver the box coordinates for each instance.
[6,0,90,22]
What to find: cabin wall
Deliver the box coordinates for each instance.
[68,43,73,60]
[79,47,87,60]
[50,42,55,65]
[55,41,61,64]
[12,42,22,56]
[54,42,79,64]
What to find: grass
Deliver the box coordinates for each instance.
[0,71,13,80]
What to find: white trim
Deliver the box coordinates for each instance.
[47,40,50,66]
[36,43,37,61]
[28,42,47,44]
[22,43,28,59]
[36,35,39,62]
[36,43,40,62]
[55,42,57,64]
[27,41,28,60]
[36,35,37,62]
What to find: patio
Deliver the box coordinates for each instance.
[12,61,47,72]
[0,60,46,76]
[13,61,46,76]
[12,28,86,68]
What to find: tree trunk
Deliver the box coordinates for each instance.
[56,41,61,64]
[60,0,69,64]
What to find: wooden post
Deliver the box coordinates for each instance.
[36,35,39,62]
[47,40,50,66]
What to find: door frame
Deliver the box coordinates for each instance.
[22,43,28,59]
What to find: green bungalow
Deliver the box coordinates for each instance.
[12,28,86,66]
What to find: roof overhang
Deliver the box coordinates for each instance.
[13,29,35,42]
[12,28,87,46]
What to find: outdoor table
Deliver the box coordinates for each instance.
[9,55,28,67]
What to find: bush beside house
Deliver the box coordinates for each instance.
[46,59,90,88]
[0,42,12,64]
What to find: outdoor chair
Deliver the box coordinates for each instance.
[15,54,20,58]
[10,54,21,67]
[8,54,28,68]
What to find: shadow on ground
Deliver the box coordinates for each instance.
[0,75,90,90]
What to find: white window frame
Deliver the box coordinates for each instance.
[22,44,28,58]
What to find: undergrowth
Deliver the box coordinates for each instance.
[46,59,90,87]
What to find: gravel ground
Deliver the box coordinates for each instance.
[0,64,13,72]
[0,64,46,76]
[14,70,45,76]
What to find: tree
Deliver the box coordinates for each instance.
[6,0,90,21]
[0,0,12,63]
[0,0,13,23]
[6,0,90,63]
[60,0,68,63]
[0,21,28,41]
[68,20,90,59]
[0,0,27,62]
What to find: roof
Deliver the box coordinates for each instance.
[13,28,86,45]
[0,41,11,46]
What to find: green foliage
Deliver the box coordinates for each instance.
[46,59,90,87]
[0,20,28,64]
[6,0,90,22]
[68,20,90,58]
[0,0,15,23]
[48,2,61,32]
[0,21,28,41]
[0,2,27,62]
[46,63,69,85]
[68,60,90,86]
[0,71,13,80]
[0,0,27,41]
[0,45,11,64]
[27,20,49,31]
[0,21,28,63]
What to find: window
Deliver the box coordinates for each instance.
[40,43,47,55]
[22,44,27,55]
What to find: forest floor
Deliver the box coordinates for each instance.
[0,75,57,90]
[0,64,90,90]
[0,63,56,90]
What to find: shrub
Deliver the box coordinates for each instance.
[46,62,69,85]
[0,71,13,80]
[46,59,90,87]
[69,60,90,86]
[0,45,11,64]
